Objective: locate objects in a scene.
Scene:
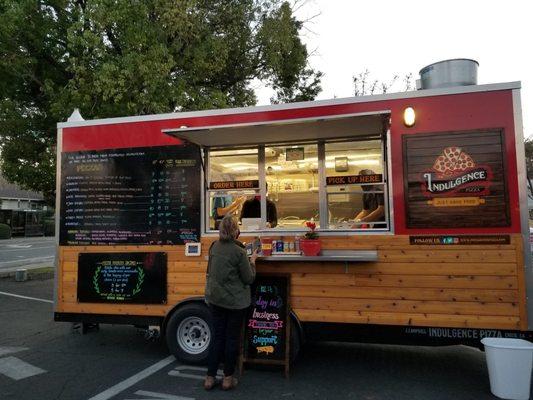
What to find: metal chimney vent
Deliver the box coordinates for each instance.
[418,59,478,90]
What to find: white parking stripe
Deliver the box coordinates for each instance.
[0,291,53,304]
[0,346,29,357]
[124,390,194,400]
[0,256,54,267]
[0,246,54,252]
[87,356,176,400]
[0,356,46,380]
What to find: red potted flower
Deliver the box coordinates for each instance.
[300,221,321,256]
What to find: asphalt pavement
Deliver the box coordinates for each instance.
[0,236,55,272]
[0,277,511,400]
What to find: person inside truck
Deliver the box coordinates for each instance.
[239,183,278,228]
[212,194,246,230]
[352,169,385,228]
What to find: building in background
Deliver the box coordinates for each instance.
[0,174,47,211]
[0,174,50,236]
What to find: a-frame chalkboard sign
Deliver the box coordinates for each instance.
[240,274,290,378]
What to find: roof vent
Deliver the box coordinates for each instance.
[67,108,84,122]
[418,59,478,90]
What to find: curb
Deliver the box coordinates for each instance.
[0,265,55,280]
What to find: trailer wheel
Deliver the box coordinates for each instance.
[165,303,212,365]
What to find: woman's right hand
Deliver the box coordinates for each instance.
[250,249,260,265]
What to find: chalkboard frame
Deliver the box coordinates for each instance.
[77,252,167,304]
[240,273,291,378]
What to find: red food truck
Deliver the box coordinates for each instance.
[54,59,532,364]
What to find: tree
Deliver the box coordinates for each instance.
[353,69,413,96]
[0,0,321,204]
[524,137,533,200]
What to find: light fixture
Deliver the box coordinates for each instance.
[403,107,416,127]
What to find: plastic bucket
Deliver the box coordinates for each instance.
[481,338,533,400]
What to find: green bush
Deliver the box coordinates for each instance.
[0,223,11,239]
[44,218,55,237]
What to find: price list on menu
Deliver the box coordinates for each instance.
[59,144,201,245]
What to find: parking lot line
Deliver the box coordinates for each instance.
[124,390,194,400]
[87,355,176,400]
[0,291,53,304]
[0,356,46,380]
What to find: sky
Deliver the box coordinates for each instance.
[256,0,532,137]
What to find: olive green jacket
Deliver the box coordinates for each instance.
[205,240,256,310]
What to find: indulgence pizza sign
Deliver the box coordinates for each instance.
[404,131,510,228]
[422,146,493,197]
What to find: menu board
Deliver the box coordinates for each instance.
[77,252,167,304]
[243,275,290,375]
[403,130,510,228]
[60,144,201,245]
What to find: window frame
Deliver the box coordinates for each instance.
[203,135,391,234]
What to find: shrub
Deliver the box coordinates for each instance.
[0,223,12,239]
[44,218,55,237]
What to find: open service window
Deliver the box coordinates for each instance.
[206,147,259,231]
[325,139,389,230]
[265,143,320,230]
[205,136,390,233]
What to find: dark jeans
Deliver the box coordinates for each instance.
[207,304,246,377]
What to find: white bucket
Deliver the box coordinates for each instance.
[481,338,533,400]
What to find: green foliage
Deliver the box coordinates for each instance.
[525,137,533,177]
[0,0,321,202]
[0,223,11,239]
[44,218,55,236]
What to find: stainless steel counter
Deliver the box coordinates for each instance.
[257,249,378,262]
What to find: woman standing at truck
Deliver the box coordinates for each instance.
[204,214,258,390]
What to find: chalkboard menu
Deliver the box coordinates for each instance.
[60,144,201,245]
[242,274,290,376]
[77,252,167,303]
[403,130,510,228]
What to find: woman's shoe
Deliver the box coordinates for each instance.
[204,376,216,390]
[222,375,238,390]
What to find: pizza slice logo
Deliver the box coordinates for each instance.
[422,146,493,197]
[432,146,475,176]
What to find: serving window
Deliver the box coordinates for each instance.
[205,137,389,233]
[325,140,388,230]
[266,144,320,229]
[207,148,259,230]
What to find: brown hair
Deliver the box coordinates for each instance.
[218,214,239,242]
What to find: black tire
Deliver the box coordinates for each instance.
[165,303,213,365]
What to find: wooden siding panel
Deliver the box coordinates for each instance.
[294,309,521,330]
[292,297,518,317]
[290,286,518,303]
[291,274,517,289]
[256,262,517,276]
[55,233,526,331]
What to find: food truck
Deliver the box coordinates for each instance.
[54,59,532,364]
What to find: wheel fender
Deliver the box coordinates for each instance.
[162,296,206,334]
[290,310,305,344]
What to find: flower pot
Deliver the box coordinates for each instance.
[300,239,321,256]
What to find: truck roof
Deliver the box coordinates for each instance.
[58,81,520,129]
